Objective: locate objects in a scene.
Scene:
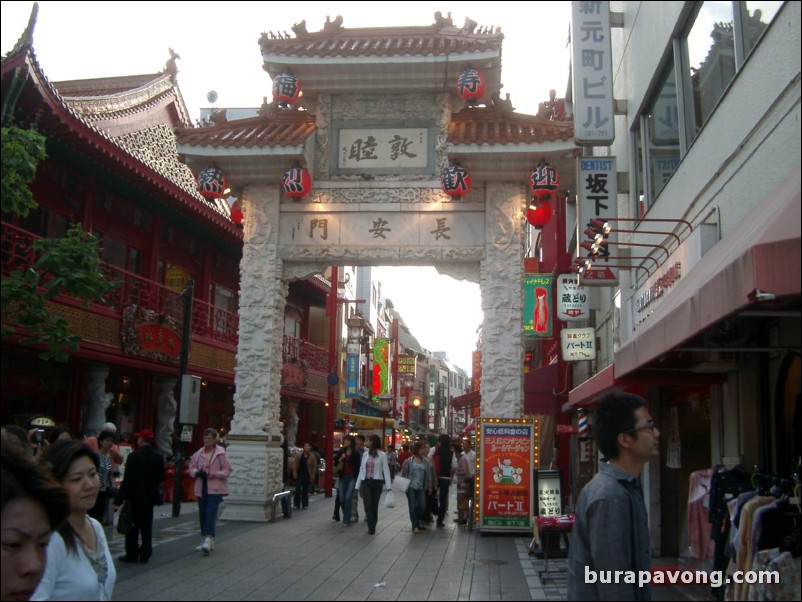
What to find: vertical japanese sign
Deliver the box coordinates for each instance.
[523,274,553,338]
[577,156,618,284]
[557,273,590,321]
[428,365,436,430]
[471,351,482,392]
[571,1,615,144]
[346,354,359,397]
[477,418,538,531]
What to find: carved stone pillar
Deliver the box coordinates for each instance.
[81,364,112,436]
[155,376,177,457]
[480,182,526,418]
[224,184,287,521]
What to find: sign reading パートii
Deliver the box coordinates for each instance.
[571,1,615,145]
[561,327,597,361]
[478,418,538,531]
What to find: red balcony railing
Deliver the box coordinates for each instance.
[1,221,238,349]
[282,335,329,373]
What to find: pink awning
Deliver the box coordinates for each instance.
[616,169,801,377]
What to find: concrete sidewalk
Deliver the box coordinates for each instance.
[110,490,539,601]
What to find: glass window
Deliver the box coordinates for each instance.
[743,2,783,57]
[645,67,682,201]
[686,2,736,137]
[212,284,236,313]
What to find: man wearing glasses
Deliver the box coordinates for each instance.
[567,391,660,601]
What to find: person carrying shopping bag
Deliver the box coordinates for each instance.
[188,429,231,555]
[354,434,393,535]
[399,441,432,534]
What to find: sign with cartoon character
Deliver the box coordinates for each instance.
[477,418,538,531]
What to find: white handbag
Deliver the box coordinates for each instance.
[392,474,411,493]
[384,489,396,508]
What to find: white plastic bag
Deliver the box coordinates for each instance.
[384,489,396,508]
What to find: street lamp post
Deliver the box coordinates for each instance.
[378,395,393,448]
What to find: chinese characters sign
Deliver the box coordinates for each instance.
[523,274,553,338]
[577,156,618,284]
[397,355,416,375]
[279,210,483,248]
[338,128,428,170]
[557,273,589,321]
[535,469,563,516]
[572,1,615,144]
[560,327,597,361]
[478,419,538,531]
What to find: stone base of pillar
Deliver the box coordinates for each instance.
[221,434,284,522]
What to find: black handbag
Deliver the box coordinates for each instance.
[116,501,133,534]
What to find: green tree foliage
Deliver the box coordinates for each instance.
[1,125,46,217]
[1,125,118,362]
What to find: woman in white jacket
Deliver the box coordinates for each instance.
[355,434,393,535]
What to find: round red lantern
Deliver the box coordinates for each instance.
[526,200,553,229]
[456,67,486,106]
[441,162,471,199]
[197,167,227,199]
[529,160,560,202]
[272,72,301,108]
[229,200,244,227]
[283,164,312,199]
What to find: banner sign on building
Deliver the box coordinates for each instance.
[346,354,359,397]
[561,327,597,361]
[577,156,618,284]
[571,0,615,144]
[477,418,538,531]
[372,338,390,400]
[523,274,553,338]
[557,273,590,321]
[471,351,482,392]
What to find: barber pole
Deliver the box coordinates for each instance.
[578,412,591,462]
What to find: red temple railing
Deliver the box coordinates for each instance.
[1,221,238,349]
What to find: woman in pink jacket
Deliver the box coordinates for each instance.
[188,429,231,555]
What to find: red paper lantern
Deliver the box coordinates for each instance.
[526,201,553,229]
[283,165,312,199]
[441,163,471,199]
[272,72,301,108]
[229,200,243,226]
[456,67,486,106]
[529,160,560,202]
[197,167,227,199]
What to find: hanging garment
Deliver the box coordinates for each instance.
[687,468,715,560]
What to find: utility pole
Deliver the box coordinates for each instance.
[172,279,194,517]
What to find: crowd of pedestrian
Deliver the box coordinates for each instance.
[1,417,232,601]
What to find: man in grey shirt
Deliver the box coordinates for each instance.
[567,392,660,601]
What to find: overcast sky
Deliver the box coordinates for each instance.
[1,1,573,371]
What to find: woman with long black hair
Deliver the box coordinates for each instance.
[354,434,393,535]
[336,435,362,527]
[433,434,453,528]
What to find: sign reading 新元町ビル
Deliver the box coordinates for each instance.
[478,419,538,531]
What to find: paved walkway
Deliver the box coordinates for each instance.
[110,490,538,601]
[109,491,710,601]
